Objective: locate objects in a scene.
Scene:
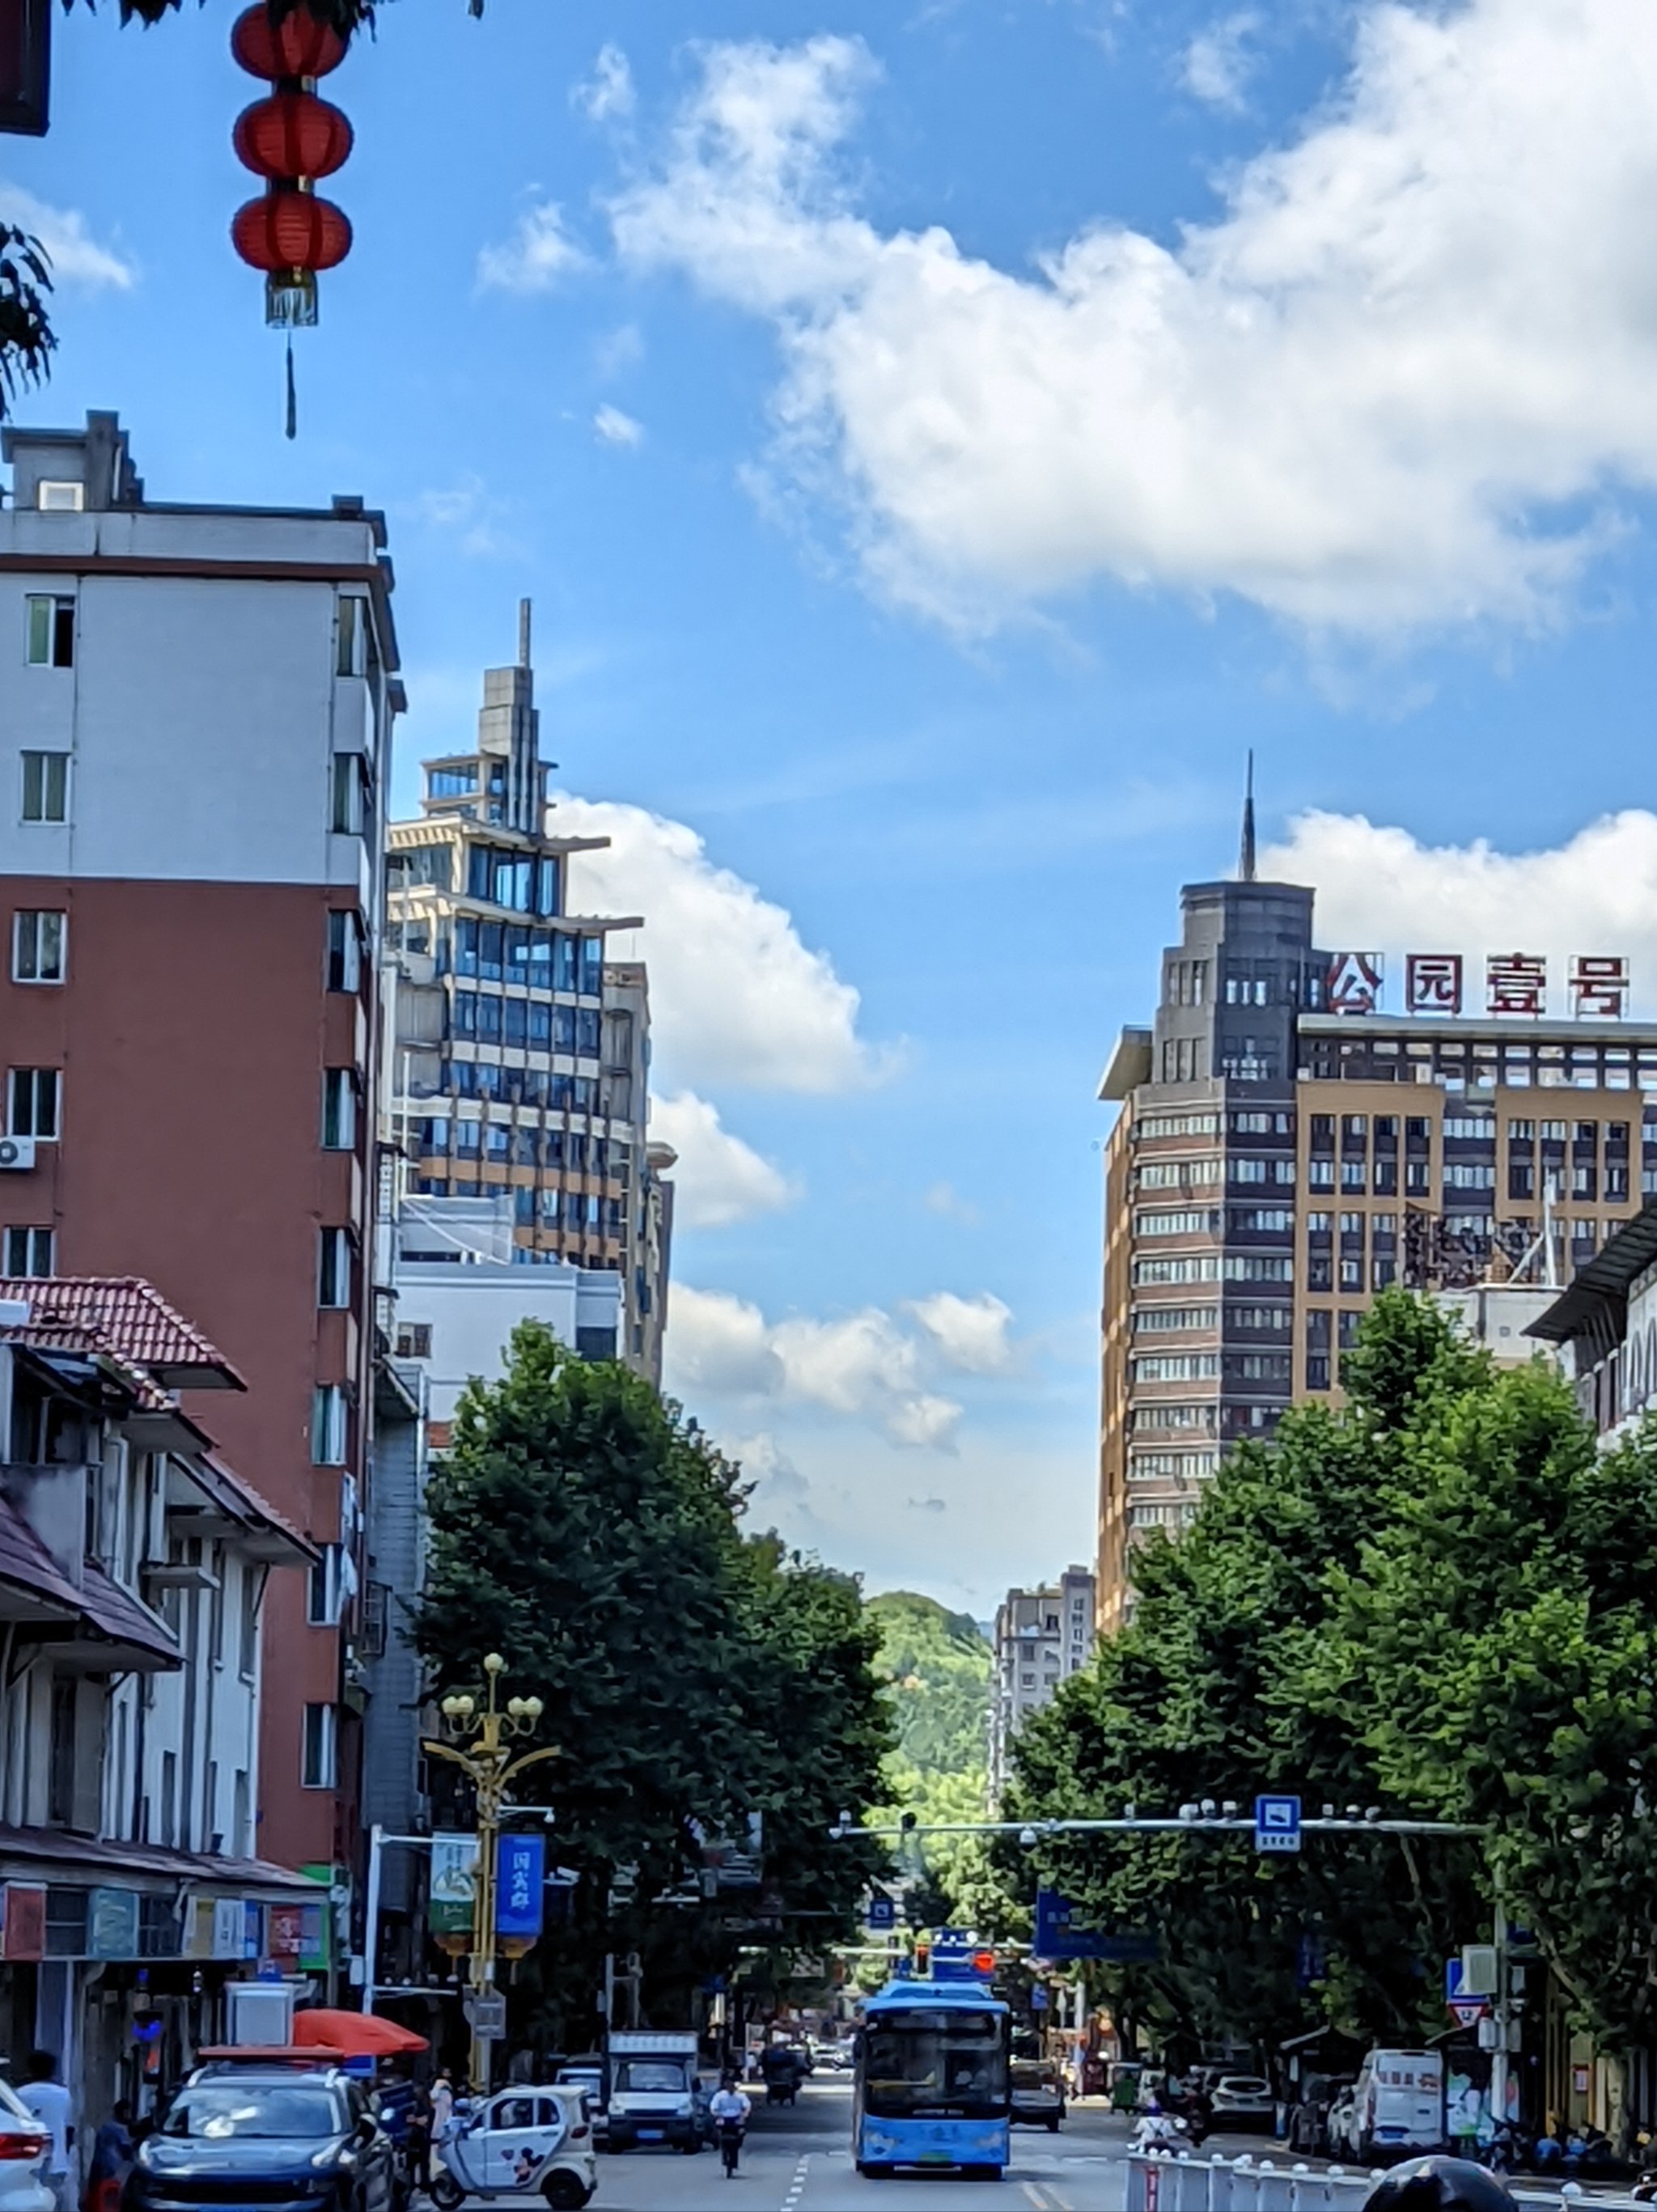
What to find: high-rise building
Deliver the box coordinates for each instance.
[384,607,672,1379]
[0,411,400,1874]
[1097,814,1657,1628]
[987,1566,1095,1799]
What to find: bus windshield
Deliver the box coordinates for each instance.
[862,2009,1010,2120]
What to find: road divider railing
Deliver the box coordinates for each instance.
[1125,2150,1636,2210]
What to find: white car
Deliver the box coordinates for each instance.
[1210,2075,1275,2131]
[0,2079,56,2212]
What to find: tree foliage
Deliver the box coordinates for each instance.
[1005,1290,1657,2061]
[414,1324,888,2043]
[865,1591,992,1922]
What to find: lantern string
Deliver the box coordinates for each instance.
[286,329,298,441]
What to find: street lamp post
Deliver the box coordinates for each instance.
[423,1653,554,2096]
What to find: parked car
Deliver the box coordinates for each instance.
[127,2063,396,2212]
[1010,2061,1066,2133]
[0,2077,53,2212]
[1210,2075,1275,2131]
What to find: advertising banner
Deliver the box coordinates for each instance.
[496,1833,545,1941]
[429,1833,479,1939]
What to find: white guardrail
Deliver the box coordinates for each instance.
[1125,2151,1642,2211]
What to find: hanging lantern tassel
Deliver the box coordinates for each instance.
[227,4,354,439]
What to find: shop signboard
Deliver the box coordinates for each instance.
[2,1885,44,1961]
[88,1887,140,1961]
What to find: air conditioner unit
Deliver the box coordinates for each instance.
[0,1137,36,1172]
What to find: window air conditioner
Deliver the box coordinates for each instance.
[0,1138,36,1172]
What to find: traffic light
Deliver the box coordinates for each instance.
[913,1934,931,1977]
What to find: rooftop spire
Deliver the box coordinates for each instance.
[1239,748,1257,883]
[517,595,532,671]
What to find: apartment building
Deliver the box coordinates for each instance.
[0,412,400,1870]
[384,605,672,1380]
[0,1276,316,2114]
[1097,836,1657,1627]
[987,1566,1095,1799]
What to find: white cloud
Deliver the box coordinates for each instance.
[593,403,644,449]
[477,201,587,295]
[650,1091,798,1228]
[575,44,636,124]
[906,1291,1013,1375]
[595,322,645,376]
[1263,810,1657,1008]
[923,1180,979,1225]
[409,475,523,560]
[1180,11,1261,109]
[0,182,133,289]
[667,1283,1017,1449]
[612,8,1657,635]
[549,793,885,1093]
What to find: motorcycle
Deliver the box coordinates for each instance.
[718,2119,746,2179]
[765,2074,797,2108]
[1129,2112,1188,2156]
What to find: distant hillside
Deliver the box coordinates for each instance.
[867,1590,992,1780]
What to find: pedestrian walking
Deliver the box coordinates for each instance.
[19,2053,74,2212]
[83,2101,133,2212]
[406,2082,434,2193]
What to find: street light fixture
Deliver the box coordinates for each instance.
[423,1655,555,2096]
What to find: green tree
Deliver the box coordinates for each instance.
[415,1323,888,2044]
[865,1591,992,1921]
[1005,1293,1487,2058]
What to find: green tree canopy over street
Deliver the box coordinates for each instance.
[1004,1292,1657,2058]
[414,1322,888,2044]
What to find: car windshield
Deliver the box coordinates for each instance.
[614,2062,687,2095]
[161,2087,345,2141]
[1221,2079,1269,2095]
[862,2012,1009,2120]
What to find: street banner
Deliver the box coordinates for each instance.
[496,1833,545,1940]
[430,1833,479,1938]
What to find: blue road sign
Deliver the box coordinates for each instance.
[867,1894,896,1930]
[1255,1795,1302,1854]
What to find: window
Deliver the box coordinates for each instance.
[1228,1304,1291,1331]
[311,1384,348,1466]
[1139,1112,1221,1140]
[1509,1120,1536,1142]
[1607,1164,1629,1200]
[24,595,74,668]
[1444,1162,1495,1189]
[1306,1211,1332,1235]
[395,1322,432,1359]
[1133,1305,1217,1333]
[1130,1353,1218,1382]
[302,1703,338,1790]
[325,909,362,994]
[239,1575,259,1680]
[317,1227,352,1308]
[1339,1212,1364,1235]
[1135,1209,1218,1236]
[8,1067,59,1138]
[11,910,64,984]
[1307,1159,1335,1188]
[35,481,83,513]
[307,1545,343,1627]
[320,1069,357,1151]
[1231,1208,1293,1233]
[1139,1158,1221,1189]
[336,595,367,678]
[20,750,69,822]
[3,1227,53,1277]
[1341,1160,1365,1190]
[329,752,367,836]
[1340,1258,1362,1289]
[1540,1120,1567,1142]
[1222,1254,1294,1282]
[1134,1253,1220,1285]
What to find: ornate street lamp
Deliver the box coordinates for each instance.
[423,1653,553,2092]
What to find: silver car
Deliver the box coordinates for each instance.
[1210,2074,1275,2131]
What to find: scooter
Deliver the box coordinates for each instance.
[718,2119,746,2178]
[1129,2112,1188,2155]
[765,2076,797,2108]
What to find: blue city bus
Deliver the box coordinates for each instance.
[854,1972,1011,2179]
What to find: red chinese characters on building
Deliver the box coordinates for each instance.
[1326,951,1383,1015]
[1485,953,1546,1016]
[1570,955,1629,1018]
[1405,953,1464,1015]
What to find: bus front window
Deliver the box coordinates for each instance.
[862,2011,1009,2118]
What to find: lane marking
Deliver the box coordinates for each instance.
[1022,2186,1052,2210]
[1047,2190,1074,2210]
[780,2150,811,2210]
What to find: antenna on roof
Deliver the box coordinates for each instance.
[517,596,532,672]
[1239,749,1257,883]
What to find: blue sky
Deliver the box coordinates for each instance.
[11,0,1657,1612]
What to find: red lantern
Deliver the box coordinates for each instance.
[231,3,347,84]
[234,92,353,181]
[231,190,353,274]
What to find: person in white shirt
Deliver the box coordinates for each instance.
[708,2076,751,2172]
[19,2052,72,2212]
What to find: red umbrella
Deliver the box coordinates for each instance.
[292,2010,429,2057]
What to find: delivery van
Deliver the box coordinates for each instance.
[1337,2049,1443,2162]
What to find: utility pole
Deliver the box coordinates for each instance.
[424,1654,554,2094]
[1490,1879,1511,2129]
